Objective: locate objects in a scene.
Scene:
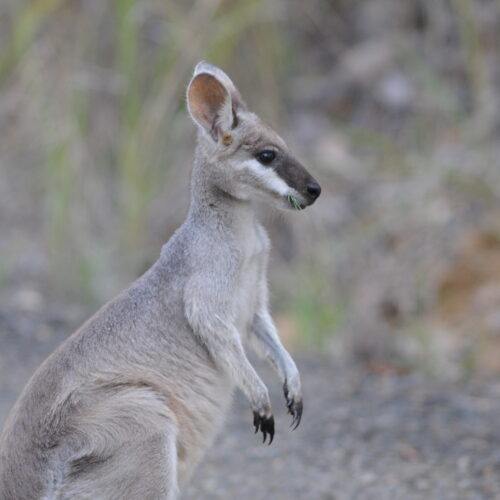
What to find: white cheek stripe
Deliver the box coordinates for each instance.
[241,159,290,196]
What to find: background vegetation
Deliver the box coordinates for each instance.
[1,0,499,377]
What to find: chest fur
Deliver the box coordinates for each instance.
[232,223,270,334]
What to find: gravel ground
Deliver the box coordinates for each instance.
[1,307,499,499]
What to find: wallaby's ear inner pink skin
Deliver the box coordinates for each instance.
[0,62,320,499]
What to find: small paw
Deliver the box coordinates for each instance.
[252,411,275,445]
[284,382,303,430]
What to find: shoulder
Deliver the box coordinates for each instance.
[164,221,239,263]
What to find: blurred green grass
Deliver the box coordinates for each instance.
[0,0,288,303]
[1,0,499,372]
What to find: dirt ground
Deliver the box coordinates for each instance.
[1,305,499,500]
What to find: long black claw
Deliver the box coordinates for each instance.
[291,402,303,430]
[264,415,274,445]
[287,399,303,430]
[253,411,260,433]
[252,411,275,445]
[268,431,274,445]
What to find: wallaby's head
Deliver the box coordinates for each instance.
[187,61,321,210]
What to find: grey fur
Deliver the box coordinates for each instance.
[0,62,320,500]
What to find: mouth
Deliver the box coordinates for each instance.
[286,194,307,210]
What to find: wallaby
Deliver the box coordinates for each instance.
[0,61,321,500]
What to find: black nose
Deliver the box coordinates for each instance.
[306,182,321,199]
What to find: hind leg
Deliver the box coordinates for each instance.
[61,431,179,500]
[54,387,180,500]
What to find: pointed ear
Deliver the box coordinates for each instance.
[186,62,246,141]
[193,61,247,111]
[187,73,232,140]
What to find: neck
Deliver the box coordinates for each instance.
[187,137,255,229]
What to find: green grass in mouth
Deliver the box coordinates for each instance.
[287,194,303,210]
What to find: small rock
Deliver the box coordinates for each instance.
[414,478,430,490]
[457,455,470,474]
[360,471,377,484]
[374,71,415,111]
[12,288,43,312]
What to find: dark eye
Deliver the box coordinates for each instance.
[256,150,276,165]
